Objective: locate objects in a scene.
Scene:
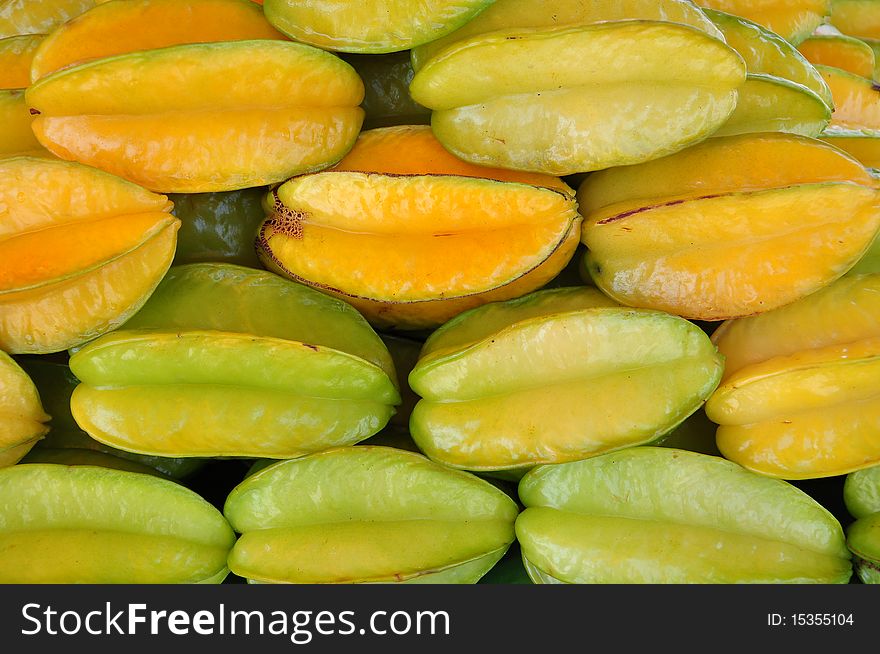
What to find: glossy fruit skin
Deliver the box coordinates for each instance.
[798,34,876,79]
[844,465,880,519]
[0,156,179,354]
[846,513,880,583]
[111,263,396,379]
[258,125,581,330]
[0,463,235,583]
[409,288,723,471]
[516,447,852,584]
[822,134,880,173]
[412,19,745,176]
[411,0,726,71]
[19,357,204,479]
[705,9,833,138]
[580,133,880,321]
[817,64,880,132]
[843,465,880,583]
[830,0,880,40]
[26,40,365,193]
[697,0,831,45]
[223,446,519,583]
[263,0,496,53]
[28,0,287,82]
[0,90,45,157]
[0,34,43,89]
[709,273,880,479]
[0,0,105,39]
[409,0,739,173]
[0,351,49,467]
[68,263,400,459]
[815,59,880,170]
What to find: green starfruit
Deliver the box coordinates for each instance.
[20,357,203,478]
[844,465,880,583]
[69,263,400,459]
[0,463,235,583]
[409,287,723,471]
[224,446,519,583]
[517,447,852,583]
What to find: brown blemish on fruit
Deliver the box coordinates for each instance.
[857,556,879,574]
[266,190,305,239]
[596,193,731,225]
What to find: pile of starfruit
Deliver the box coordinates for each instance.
[1,0,879,585]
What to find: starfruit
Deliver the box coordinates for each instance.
[408,0,746,175]
[411,0,725,69]
[171,188,265,268]
[0,0,106,38]
[20,357,204,479]
[850,229,880,274]
[408,287,723,471]
[0,464,235,583]
[830,0,880,41]
[705,9,832,137]
[844,465,880,583]
[516,447,852,583]
[0,34,43,153]
[579,132,880,320]
[262,0,495,53]
[0,156,179,353]
[707,273,880,479]
[0,91,45,158]
[799,33,877,78]
[823,131,880,171]
[815,63,880,169]
[223,446,519,583]
[26,40,364,193]
[847,513,880,583]
[818,63,880,128]
[846,465,880,518]
[696,0,831,44]
[21,447,170,476]
[0,34,42,88]
[69,263,400,459]
[0,352,49,467]
[258,125,581,330]
[865,37,880,79]
[29,0,287,82]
